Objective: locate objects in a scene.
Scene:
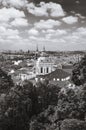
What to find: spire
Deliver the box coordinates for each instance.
[43,45,45,52]
[35,44,39,60]
[41,45,47,57]
[36,44,38,52]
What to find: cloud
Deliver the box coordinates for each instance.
[46,2,65,17]
[46,29,55,33]
[0,22,11,28]
[0,26,19,39]
[1,0,28,9]
[11,18,28,26]
[27,2,48,17]
[46,29,67,35]
[29,36,38,40]
[0,1,85,51]
[75,13,85,19]
[26,26,86,51]
[3,29,19,36]
[62,16,78,24]
[76,27,86,36]
[28,28,39,36]
[0,7,25,22]
[0,26,6,33]
[7,35,21,40]
[55,29,67,35]
[27,2,65,17]
[44,29,67,39]
[34,19,61,29]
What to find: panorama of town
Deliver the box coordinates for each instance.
[0,47,85,87]
[1,47,86,130]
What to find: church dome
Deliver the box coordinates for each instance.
[37,56,53,66]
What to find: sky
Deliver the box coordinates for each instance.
[0,0,86,51]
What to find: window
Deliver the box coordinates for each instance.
[41,67,43,73]
[46,67,49,73]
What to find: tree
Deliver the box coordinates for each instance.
[29,105,60,130]
[76,84,86,120]
[36,81,61,112]
[0,85,32,130]
[61,119,86,130]
[0,68,14,94]
[72,55,86,86]
[0,80,38,130]
[57,87,83,120]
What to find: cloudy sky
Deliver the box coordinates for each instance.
[0,0,86,51]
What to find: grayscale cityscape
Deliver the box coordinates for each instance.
[0,0,86,130]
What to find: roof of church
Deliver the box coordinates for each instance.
[37,69,71,80]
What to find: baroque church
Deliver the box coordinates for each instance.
[36,46,56,76]
[36,56,55,75]
[35,46,71,88]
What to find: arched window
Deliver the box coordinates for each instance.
[46,67,49,73]
[41,67,43,73]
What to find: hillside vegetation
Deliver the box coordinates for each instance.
[0,55,86,130]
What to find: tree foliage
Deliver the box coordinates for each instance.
[72,55,86,86]
[0,68,13,93]
[61,119,86,130]
[36,81,61,112]
[1,63,86,130]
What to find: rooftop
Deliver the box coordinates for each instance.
[37,69,71,80]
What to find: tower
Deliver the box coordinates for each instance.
[36,44,39,52]
[43,45,45,52]
[35,44,39,60]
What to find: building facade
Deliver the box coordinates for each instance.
[36,56,55,75]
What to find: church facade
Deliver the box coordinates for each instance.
[36,56,55,75]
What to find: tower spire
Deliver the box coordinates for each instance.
[35,44,39,60]
[43,45,45,52]
[36,44,38,52]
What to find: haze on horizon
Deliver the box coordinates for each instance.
[0,0,86,51]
